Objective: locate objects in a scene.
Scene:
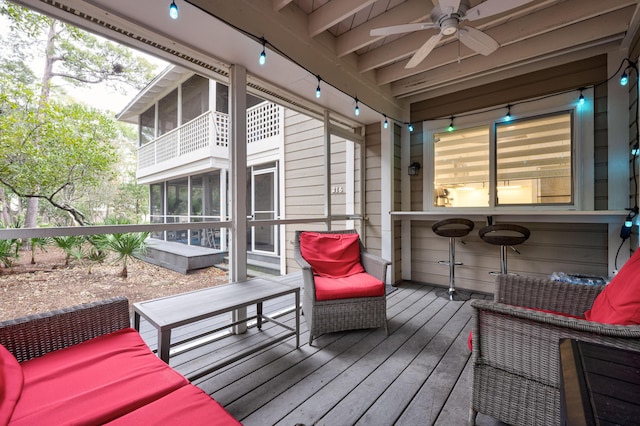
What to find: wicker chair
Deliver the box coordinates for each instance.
[469,275,640,426]
[293,229,390,346]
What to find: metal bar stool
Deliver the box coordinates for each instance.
[478,224,530,275]
[432,218,475,301]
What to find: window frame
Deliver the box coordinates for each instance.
[423,89,593,211]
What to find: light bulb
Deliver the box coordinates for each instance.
[383,116,389,129]
[621,71,629,86]
[169,1,178,19]
[578,93,585,105]
[408,123,414,132]
[354,99,360,116]
[259,49,266,66]
[316,85,321,98]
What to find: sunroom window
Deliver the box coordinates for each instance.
[430,91,583,209]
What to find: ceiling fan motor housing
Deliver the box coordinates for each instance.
[440,17,459,35]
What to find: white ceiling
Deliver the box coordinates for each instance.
[11,0,640,126]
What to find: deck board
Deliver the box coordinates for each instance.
[137,279,505,425]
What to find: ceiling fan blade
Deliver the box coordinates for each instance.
[370,22,435,37]
[405,33,443,69]
[438,0,461,15]
[465,0,535,21]
[458,27,499,56]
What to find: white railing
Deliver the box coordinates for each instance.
[138,102,281,171]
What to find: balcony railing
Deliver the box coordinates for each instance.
[137,102,281,173]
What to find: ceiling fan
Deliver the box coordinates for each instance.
[370,0,534,69]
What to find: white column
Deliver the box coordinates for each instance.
[230,65,248,333]
[380,120,393,284]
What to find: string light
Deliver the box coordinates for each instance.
[315,76,321,99]
[259,38,266,66]
[578,90,585,105]
[504,105,512,122]
[383,115,389,129]
[408,123,414,132]
[169,1,178,19]
[354,98,360,116]
[621,71,629,86]
[447,117,455,132]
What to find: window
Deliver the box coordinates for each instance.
[427,91,589,209]
[158,89,178,136]
[182,75,209,123]
[139,106,155,146]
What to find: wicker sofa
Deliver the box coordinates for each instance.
[0,297,239,425]
[294,229,390,346]
[469,274,640,426]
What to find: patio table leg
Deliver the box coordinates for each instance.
[158,329,171,363]
[257,302,263,330]
[295,290,300,348]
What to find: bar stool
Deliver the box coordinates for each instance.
[478,224,530,275]
[432,218,475,301]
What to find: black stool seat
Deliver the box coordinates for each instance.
[479,224,530,246]
[432,218,475,238]
[478,224,530,275]
[432,218,474,301]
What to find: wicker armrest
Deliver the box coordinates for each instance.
[360,251,390,283]
[470,299,640,386]
[494,274,604,317]
[0,297,130,362]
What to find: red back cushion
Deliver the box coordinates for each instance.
[0,344,24,425]
[300,232,365,278]
[585,249,640,324]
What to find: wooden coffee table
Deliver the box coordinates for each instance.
[133,278,300,376]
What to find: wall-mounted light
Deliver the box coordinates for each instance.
[169,0,178,19]
[408,162,421,176]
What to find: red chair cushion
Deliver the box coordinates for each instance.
[314,272,384,301]
[300,232,365,278]
[106,383,241,426]
[585,249,640,324]
[10,328,188,425]
[0,344,23,425]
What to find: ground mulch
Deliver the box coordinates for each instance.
[0,246,229,322]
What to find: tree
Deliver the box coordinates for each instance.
[0,76,121,225]
[0,1,156,227]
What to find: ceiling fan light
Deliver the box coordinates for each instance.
[440,17,458,35]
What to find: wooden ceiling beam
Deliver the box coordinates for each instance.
[390,8,631,97]
[336,0,431,57]
[377,1,634,86]
[308,0,376,38]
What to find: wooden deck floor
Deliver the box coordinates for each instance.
[136,277,505,426]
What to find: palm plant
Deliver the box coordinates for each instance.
[29,237,51,264]
[52,236,84,266]
[0,239,18,268]
[104,232,149,278]
[85,234,110,274]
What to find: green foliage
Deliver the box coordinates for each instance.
[29,236,51,264]
[0,2,156,93]
[0,75,120,224]
[52,235,84,266]
[103,232,149,278]
[0,239,18,267]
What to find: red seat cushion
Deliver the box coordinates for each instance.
[0,344,23,425]
[106,383,241,426]
[10,328,188,425]
[300,232,365,278]
[585,249,640,324]
[314,272,384,301]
